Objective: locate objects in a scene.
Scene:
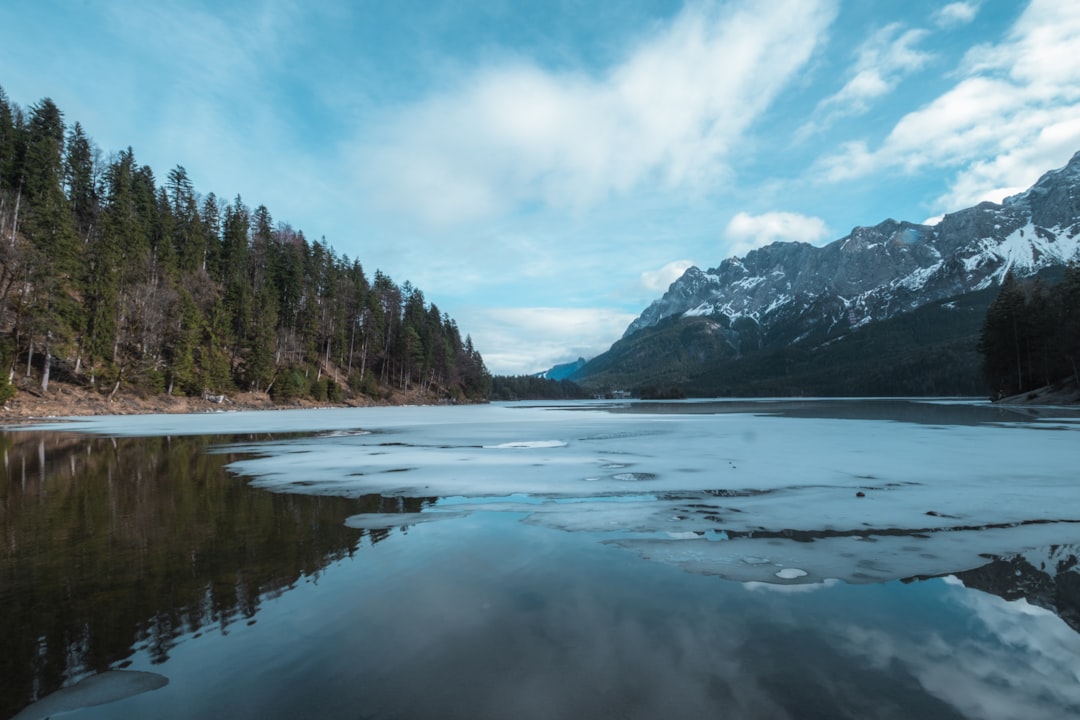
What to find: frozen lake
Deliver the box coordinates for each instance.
[3,399,1080,718]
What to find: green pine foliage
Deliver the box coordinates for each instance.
[0,87,490,403]
[978,265,1080,398]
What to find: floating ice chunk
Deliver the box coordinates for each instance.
[12,670,168,720]
[612,472,658,481]
[775,567,808,579]
[667,531,700,540]
[344,512,467,530]
[745,579,840,593]
[317,429,372,438]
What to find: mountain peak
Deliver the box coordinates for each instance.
[619,151,1080,344]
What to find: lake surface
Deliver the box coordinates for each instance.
[3,399,1080,719]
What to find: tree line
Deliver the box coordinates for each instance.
[489,374,588,401]
[978,265,1080,398]
[0,88,490,404]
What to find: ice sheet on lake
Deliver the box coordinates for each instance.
[11,670,168,720]
[12,400,1080,586]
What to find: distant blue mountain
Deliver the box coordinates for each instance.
[538,357,587,381]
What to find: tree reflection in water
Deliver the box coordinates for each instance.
[0,431,431,718]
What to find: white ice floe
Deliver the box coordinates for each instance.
[11,670,168,720]
[10,400,1080,586]
[344,512,466,530]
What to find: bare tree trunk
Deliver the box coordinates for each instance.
[107,367,124,403]
[25,339,33,378]
[9,188,20,247]
[347,317,356,377]
[359,335,368,389]
[40,333,52,392]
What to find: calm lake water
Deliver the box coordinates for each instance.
[2,400,1079,719]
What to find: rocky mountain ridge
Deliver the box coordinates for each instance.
[623,151,1080,348]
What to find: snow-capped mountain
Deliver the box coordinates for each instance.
[623,151,1080,345]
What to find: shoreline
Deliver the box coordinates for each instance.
[993,379,1080,406]
[0,382,463,424]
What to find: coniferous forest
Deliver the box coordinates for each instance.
[0,89,491,406]
[978,266,1080,399]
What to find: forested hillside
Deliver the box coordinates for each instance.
[0,88,490,407]
[979,266,1080,398]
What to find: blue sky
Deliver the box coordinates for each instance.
[2,0,1079,374]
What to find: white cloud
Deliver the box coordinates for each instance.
[724,211,830,258]
[800,23,932,135]
[817,0,1080,214]
[640,260,695,294]
[356,0,837,226]
[934,2,981,28]
[465,307,639,375]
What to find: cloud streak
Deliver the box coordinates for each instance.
[816,0,1080,213]
[934,2,981,28]
[355,0,837,226]
[811,23,933,123]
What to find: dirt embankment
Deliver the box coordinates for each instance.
[0,378,450,423]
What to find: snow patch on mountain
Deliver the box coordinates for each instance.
[623,151,1080,342]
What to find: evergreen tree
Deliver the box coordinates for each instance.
[0,85,18,190]
[1060,263,1080,385]
[0,92,489,403]
[21,99,79,390]
[979,272,1026,396]
[64,121,98,237]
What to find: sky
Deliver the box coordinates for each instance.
[2,0,1080,375]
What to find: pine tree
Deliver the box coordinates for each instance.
[1061,263,1080,386]
[0,93,490,403]
[978,271,1036,397]
[21,99,79,390]
[64,121,98,237]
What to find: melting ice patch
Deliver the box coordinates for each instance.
[344,511,467,530]
[13,401,1080,587]
[11,670,168,720]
